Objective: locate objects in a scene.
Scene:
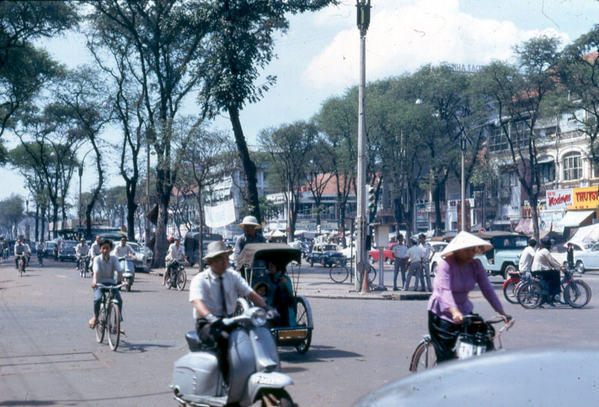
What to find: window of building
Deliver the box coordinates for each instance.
[563,152,582,181]
[538,161,555,184]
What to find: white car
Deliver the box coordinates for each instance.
[340,243,356,261]
[428,241,448,276]
[551,241,599,274]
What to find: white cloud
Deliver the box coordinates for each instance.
[302,0,569,90]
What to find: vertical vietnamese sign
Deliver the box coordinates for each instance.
[570,187,599,210]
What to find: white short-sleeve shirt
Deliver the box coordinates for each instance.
[189,267,252,319]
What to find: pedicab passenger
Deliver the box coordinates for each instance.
[266,260,295,327]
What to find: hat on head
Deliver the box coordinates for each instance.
[203,241,233,261]
[410,236,419,245]
[239,216,261,229]
[440,231,493,258]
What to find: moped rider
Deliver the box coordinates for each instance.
[518,238,536,277]
[76,238,90,276]
[189,241,267,383]
[36,240,45,266]
[163,236,187,286]
[90,235,102,258]
[531,236,563,305]
[113,236,137,261]
[14,238,28,270]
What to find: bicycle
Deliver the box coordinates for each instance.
[78,255,91,278]
[409,314,514,373]
[37,251,44,267]
[329,262,376,285]
[16,254,27,277]
[94,282,126,351]
[165,260,187,291]
[503,269,528,304]
[517,267,591,309]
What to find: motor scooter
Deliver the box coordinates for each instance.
[118,256,135,292]
[171,307,295,407]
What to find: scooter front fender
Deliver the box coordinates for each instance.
[244,371,294,406]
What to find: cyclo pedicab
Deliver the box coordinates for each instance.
[235,243,314,354]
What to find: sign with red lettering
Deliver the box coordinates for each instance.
[571,187,599,209]
[546,189,573,210]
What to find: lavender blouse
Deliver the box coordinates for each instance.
[427,256,504,323]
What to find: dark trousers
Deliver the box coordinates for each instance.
[532,270,561,297]
[428,311,460,363]
[197,318,229,382]
[393,258,407,289]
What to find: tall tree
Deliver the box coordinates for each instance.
[304,140,335,228]
[476,35,562,241]
[259,121,316,241]
[0,195,25,239]
[87,0,210,266]
[198,0,337,223]
[0,1,78,158]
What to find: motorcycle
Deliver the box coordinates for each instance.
[171,307,295,407]
[37,250,44,267]
[118,256,135,292]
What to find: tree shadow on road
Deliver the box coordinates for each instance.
[117,341,176,353]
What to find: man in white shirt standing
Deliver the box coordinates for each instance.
[404,237,425,291]
[391,235,408,291]
[163,236,187,286]
[419,234,434,292]
[518,238,536,276]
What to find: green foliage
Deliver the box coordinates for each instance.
[0,195,25,232]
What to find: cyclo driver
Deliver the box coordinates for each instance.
[189,241,267,383]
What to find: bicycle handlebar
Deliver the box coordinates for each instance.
[95,283,127,289]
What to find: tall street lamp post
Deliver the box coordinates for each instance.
[78,149,94,228]
[356,0,371,292]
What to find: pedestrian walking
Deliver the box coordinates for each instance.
[404,237,424,291]
[419,234,433,292]
[391,234,408,291]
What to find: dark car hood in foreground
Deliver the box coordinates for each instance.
[353,348,598,407]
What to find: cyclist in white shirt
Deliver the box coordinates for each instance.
[76,238,91,276]
[163,236,187,286]
[90,235,102,258]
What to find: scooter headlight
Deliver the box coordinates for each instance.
[250,308,267,327]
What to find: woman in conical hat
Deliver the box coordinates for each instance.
[427,231,512,363]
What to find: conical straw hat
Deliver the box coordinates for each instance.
[441,231,493,257]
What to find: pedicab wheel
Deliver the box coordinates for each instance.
[107,302,121,351]
[503,280,519,304]
[517,281,542,309]
[176,269,187,291]
[564,280,591,308]
[294,296,312,354]
[260,389,294,407]
[95,304,106,343]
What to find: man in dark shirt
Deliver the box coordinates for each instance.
[233,216,266,262]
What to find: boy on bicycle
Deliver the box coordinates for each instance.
[89,239,126,330]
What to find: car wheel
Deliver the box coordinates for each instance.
[576,261,585,274]
[503,264,517,279]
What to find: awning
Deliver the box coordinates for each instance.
[514,218,533,235]
[557,210,595,228]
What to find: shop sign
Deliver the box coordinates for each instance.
[546,189,573,209]
[571,187,599,210]
[416,204,427,223]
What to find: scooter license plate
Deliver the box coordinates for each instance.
[277,329,308,340]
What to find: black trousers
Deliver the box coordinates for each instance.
[532,270,561,297]
[196,318,229,382]
[428,311,460,363]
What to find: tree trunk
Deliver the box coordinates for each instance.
[153,195,169,268]
[228,105,261,223]
[433,183,443,236]
[35,205,39,242]
[126,183,138,241]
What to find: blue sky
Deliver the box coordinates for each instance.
[3,0,599,203]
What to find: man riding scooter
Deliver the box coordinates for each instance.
[189,241,267,383]
[14,238,29,271]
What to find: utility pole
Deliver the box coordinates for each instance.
[356,0,371,292]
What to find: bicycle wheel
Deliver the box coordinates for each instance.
[19,259,23,277]
[294,296,312,354]
[503,281,520,304]
[564,280,591,308]
[165,270,172,290]
[95,303,106,343]
[107,302,121,351]
[329,266,349,283]
[517,281,542,309]
[367,264,377,284]
[176,269,187,291]
[409,337,437,372]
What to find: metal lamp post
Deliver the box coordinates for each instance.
[78,149,94,228]
[355,0,371,292]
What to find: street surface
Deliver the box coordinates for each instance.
[2,258,599,406]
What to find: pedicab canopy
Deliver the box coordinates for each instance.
[236,243,302,271]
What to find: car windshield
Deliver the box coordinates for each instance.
[63,241,77,248]
[323,245,337,251]
[492,236,528,250]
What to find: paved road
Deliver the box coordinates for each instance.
[1,258,599,406]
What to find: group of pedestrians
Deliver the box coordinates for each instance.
[391,233,433,292]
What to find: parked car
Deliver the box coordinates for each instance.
[552,241,599,273]
[307,243,346,267]
[428,240,448,276]
[340,242,356,261]
[58,240,78,262]
[474,231,528,278]
[368,243,396,264]
[128,242,151,273]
